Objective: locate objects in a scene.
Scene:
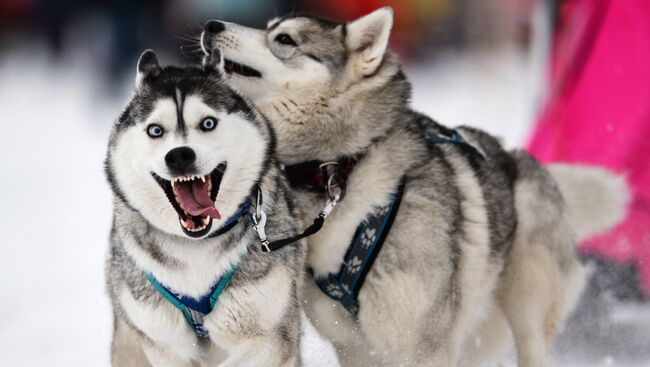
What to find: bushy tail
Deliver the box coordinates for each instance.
[547,164,630,242]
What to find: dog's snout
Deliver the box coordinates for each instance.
[201,21,225,53]
[204,20,225,35]
[165,146,196,175]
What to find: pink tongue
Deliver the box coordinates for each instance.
[173,180,221,219]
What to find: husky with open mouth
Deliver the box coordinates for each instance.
[105,50,306,366]
[201,8,630,367]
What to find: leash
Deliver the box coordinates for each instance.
[252,162,343,252]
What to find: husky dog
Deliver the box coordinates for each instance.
[104,50,306,367]
[201,8,629,366]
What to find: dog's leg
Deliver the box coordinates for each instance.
[499,243,561,367]
[111,318,152,367]
[502,156,589,367]
[462,306,513,367]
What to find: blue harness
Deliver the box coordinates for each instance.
[316,127,486,314]
[145,201,252,339]
[315,181,405,314]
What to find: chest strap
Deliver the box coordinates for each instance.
[146,265,238,338]
[315,180,405,314]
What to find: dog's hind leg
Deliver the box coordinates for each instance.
[499,242,561,367]
[501,153,589,367]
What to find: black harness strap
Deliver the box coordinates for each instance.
[315,180,405,314]
[261,215,326,252]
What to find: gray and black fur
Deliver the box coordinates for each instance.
[201,7,630,367]
[105,50,306,367]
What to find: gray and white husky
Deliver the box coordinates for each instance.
[105,50,306,366]
[201,7,630,367]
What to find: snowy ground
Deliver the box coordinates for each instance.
[0,47,648,366]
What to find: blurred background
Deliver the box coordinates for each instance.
[0,0,648,366]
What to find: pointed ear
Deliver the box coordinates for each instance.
[135,49,160,90]
[345,7,393,77]
[202,48,225,75]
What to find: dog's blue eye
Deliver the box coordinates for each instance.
[147,124,164,138]
[200,117,217,131]
[275,33,297,47]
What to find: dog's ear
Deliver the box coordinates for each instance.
[135,49,160,90]
[203,48,225,75]
[345,7,393,77]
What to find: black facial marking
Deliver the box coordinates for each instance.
[304,53,322,63]
[174,88,186,135]
[227,93,255,119]
[267,19,281,31]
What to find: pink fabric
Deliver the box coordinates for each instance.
[527,0,650,294]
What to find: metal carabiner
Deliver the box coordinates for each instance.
[319,161,343,202]
[319,190,341,219]
[251,189,270,252]
[318,162,343,219]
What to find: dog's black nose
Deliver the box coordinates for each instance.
[165,146,196,175]
[204,20,225,35]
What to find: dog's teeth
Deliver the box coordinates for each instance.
[200,176,206,183]
[202,217,210,226]
[182,218,194,229]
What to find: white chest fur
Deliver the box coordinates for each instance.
[118,264,294,363]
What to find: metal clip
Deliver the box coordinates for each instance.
[318,162,343,219]
[251,189,270,252]
[319,190,340,219]
[251,207,270,252]
[319,161,343,201]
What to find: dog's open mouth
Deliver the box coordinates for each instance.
[152,163,226,238]
[224,59,262,78]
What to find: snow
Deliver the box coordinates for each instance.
[0,48,648,366]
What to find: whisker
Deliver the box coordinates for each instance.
[174,34,201,43]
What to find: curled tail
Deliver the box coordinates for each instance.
[547,164,630,242]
